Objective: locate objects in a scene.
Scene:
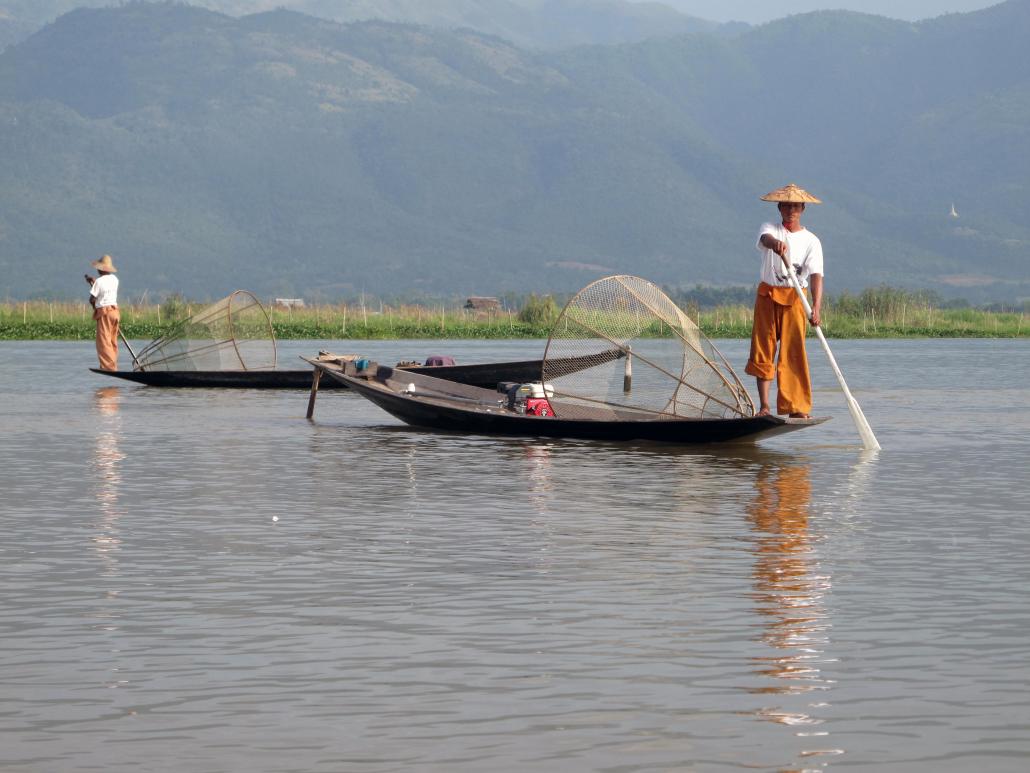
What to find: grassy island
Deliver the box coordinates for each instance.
[2,288,1027,341]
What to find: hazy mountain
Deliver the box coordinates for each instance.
[0,0,736,52]
[1,0,1027,302]
[633,1,998,24]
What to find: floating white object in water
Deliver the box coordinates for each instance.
[272,516,279,522]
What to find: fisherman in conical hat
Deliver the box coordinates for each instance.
[84,254,120,371]
[744,184,824,418]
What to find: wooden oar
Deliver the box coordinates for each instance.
[780,254,881,451]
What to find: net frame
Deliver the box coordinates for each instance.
[133,290,277,372]
[541,275,754,420]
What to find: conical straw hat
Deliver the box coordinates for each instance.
[91,254,117,272]
[760,183,822,204]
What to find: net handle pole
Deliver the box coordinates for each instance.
[119,330,143,371]
[227,291,246,370]
[131,337,235,369]
[779,252,880,450]
[623,346,632,393]
[547,389,699,420]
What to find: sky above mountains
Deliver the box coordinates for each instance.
[637,1,1000,23]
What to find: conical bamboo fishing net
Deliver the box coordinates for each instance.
[541,276,754,420]
[134,290,276,371]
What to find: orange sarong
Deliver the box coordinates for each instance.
[94,305,120,371]
[745,283,811,415]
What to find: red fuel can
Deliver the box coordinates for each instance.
[525,398,553,417]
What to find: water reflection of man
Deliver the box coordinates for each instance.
[746,459,840,762]
[748,463,824,687]
[92,387,125,572]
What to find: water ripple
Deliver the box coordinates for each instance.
[2,340,1029,770]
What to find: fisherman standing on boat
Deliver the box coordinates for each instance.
[745,184,824,418]
[85,254,120,371]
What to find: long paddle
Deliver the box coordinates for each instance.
[779,252,881,451]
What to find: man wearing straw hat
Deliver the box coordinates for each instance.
[745,183,824,418]
[85,254,120,371]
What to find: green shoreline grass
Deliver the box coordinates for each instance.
[2,299,1027,340]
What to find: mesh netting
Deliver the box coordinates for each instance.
[134,290,276,371]
[541,275,753,420]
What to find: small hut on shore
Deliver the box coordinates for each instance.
[464,296,501,314]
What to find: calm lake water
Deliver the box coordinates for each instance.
[2,338,1029,772]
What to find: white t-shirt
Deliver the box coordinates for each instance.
[91,273,119,308]
[756,222,824,289]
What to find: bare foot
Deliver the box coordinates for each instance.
[756,407,772,417]
[788,412,811,419]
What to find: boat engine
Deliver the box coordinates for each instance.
[497,382,554,416]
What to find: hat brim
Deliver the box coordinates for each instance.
[761,193,822,204]
[760,184,822,204]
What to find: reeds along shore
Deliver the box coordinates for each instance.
[1,298,1028,340]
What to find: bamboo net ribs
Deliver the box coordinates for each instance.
[542,275,754,420]
[134,290,276,372]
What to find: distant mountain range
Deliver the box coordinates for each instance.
[638,0,996,24]
[0,0,1027,302]
[0,0,744,52]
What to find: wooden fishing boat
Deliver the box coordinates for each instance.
[304,276,832,444]
[90,356,565,390]
[308,359,827,444]
[91,290,622,391]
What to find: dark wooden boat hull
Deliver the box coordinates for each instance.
[90,358,552,390]
[311,361,828,444]
[91,368,331,389]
